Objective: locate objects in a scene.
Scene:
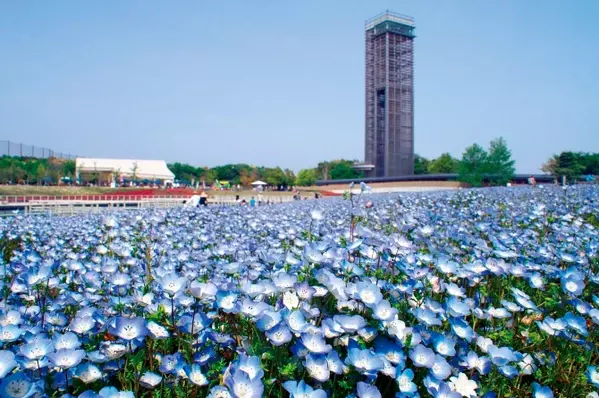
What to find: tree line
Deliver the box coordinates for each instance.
[0,156,75,184]
[541,152,599,181]
[8,140,596,189]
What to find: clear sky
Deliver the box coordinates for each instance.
[1,0,598,172]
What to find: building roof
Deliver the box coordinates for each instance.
[75,158,175,180]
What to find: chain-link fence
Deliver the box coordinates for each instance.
[0,140,77,160]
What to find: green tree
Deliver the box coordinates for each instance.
[414,155,430,175]
[555,151,584,182]
[36,164,47,185]
[330,162,362,180]
[295,169,317,186]
[264,167,285,186]
[428,153,459,174]
[487,137,515,185]
[63,160,76,178]
[458,143,488,187]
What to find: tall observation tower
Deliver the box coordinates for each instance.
[364,11,415,177]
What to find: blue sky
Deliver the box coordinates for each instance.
[1,0,598,172]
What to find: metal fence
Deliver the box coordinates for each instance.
[0,140,77,160]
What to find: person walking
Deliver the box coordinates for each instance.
[250,197,256,207]
[199,191,208,207]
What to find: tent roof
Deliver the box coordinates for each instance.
[76,158,175,180]
[251,180,267,185]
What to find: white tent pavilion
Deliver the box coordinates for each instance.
[76,158,175,186]
[251,180,267,186]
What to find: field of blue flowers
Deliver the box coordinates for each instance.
[0,185,598,398]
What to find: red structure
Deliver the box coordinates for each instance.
[364,11,415,177]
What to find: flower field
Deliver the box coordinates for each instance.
[0,185,598,398]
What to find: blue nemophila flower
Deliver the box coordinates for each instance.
[431,354,452,380]
[510,289,538,311]
[256,311,282,332]
[301,331,332,354]
[68,316,96,334]
[446,297,471,318]
[146,321,170,339]
[73,363,103,384]
[347,347,384,374]
[159,273,187,297]
[396,368,417,395]
[159,352,184,374]
[0,350,18,378]
[0,310,21,327]
[19,338,53,360]
[373,300,399,322]
[178,313,211,335]
[413,307,442,326]
[295,281,316,301]
[234,354,264,381]
[287,310,308,334]
[357,381,382,398]
[499,365,519,379]
[488,346,520,367]
[587,366,599,387]
[139,371,162,389]
[449,318,475,342]
[409,344,435,368]
[52,332,81,350]
[431,334,457,357]
[461,351,491,375]
[225,369,264,398]
[273,272,297,291]
[430,381,461,398]
[375,337,405,366]
[0,372,40,398]
[561,275,585,296]
[265,323,292,346]
[216,291,239,313]
[445,282,466,297]
[283,380,327,398]
[185,364,209,386]
[327,350,347,375]
[98,386,135,398]
[518,353,537,375]
[207,386,232,398]
[239,298,269,318]
[334,314,367,333]
[48,349,86,370]
[0,325,24,343]
[305,354,330,382]
[562,312,589,336]
[355,281,383,307]
[532,382,553,398]
[190,281,218,300]
[110,317,148,341]
[528,272,545,290]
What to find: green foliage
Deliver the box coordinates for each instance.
[295,168,317,186]
[316,160,363,180]
[0,156,74,184]
[542,151,599,181]
[457,137,515,187]
[459,143,489,187]
[165,163,295,187]
[428,152,459,174]
[487,137,515,185]
[413,154,430,175]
